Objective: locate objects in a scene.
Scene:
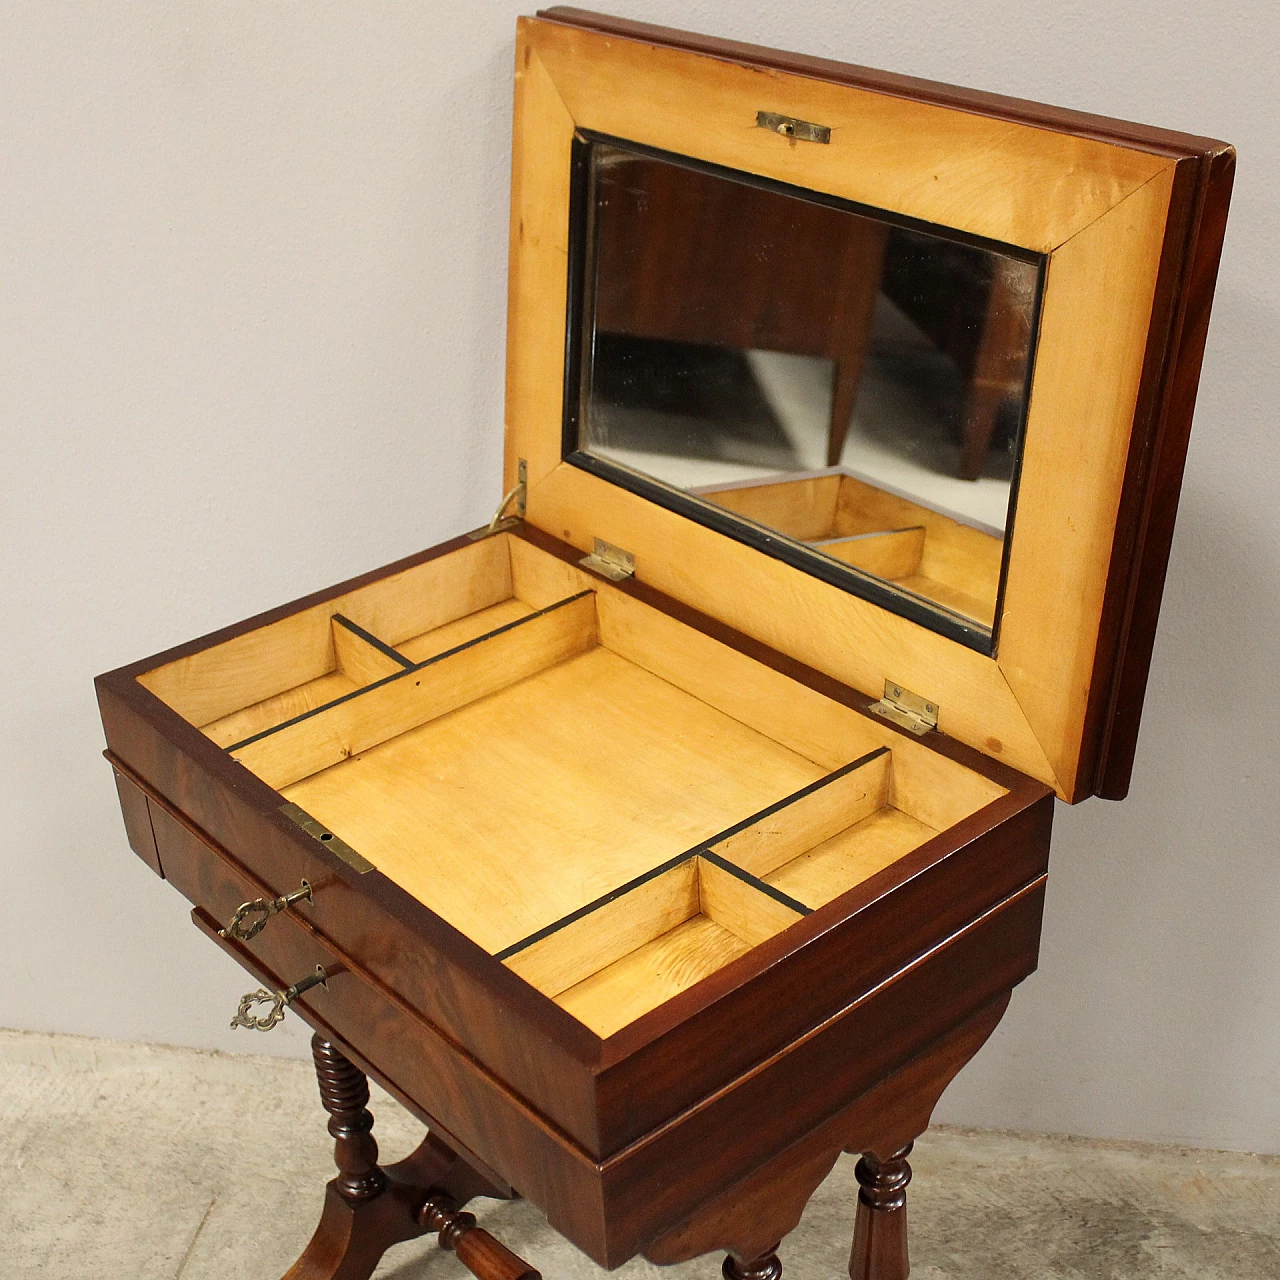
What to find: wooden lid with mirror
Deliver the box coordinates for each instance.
[510,7,1234,802]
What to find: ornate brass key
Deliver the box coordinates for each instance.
[230,965,327,1032]
[219,879,312,942]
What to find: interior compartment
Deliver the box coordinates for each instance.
[692,469,1004,626]
[137,532,1006,1033]
[496,746,931,1035]
[707,748,937,909]
[502,855,808,1038]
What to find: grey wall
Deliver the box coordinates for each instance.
[2,2,1275,1152]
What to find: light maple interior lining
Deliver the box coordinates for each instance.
[138,533,1004,1035]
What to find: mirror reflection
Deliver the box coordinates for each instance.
[569,138,1044,640]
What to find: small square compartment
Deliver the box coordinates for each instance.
[501,855,806,1037]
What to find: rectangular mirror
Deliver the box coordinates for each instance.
[563,134,1045,652]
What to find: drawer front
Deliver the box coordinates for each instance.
[104,733,606,1153]
[144,801,613,1262]
[110,761,163,877]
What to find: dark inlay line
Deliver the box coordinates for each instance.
[224,589,597,754]
[331,613,415,669]
[494,850,698,961]
[697,747,890,849]
[698,850,812,916]
[495,751,891,961]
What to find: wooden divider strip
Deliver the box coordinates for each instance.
[710,748,891,878]
[139,534,514,727]
[503,860,700,996]
[331,615,414,685]
[226,590,598,754]
[499,756,886,971]
[503,849,813,1002]
[231,592,599,790]
[696,856,805,946]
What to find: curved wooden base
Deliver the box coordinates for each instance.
[284,1177,424,1280]
[284,1034,520,1280]
[290,994,1010,1280]
[646,993,1011,1279]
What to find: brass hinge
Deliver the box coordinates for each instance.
[869,680,938,736]
[579,537,635,581]
[469,459,527,540]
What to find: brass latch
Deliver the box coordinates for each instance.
[579,537,635,581]
[756,111,831,144]
[469,459,527,540]
[280,802,374,874]
[869,681,938,736]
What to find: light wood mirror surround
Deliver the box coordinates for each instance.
[507,11,1233,803]
[138,532,1004,1033]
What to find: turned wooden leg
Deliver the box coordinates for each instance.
[724,1243,783,1280]
[284,1034,531,1280]
[284,1036,421,1280]
[314,1035,387,1203]
[848,1143,912,1280]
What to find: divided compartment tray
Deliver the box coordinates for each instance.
[134,532,1007,1036]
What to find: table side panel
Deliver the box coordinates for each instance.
[111,766,163,877]
[643,992,1012,1266]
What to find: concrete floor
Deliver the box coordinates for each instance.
[2,1029,1275,1279]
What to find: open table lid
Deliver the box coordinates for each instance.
[498,8,1234,803]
